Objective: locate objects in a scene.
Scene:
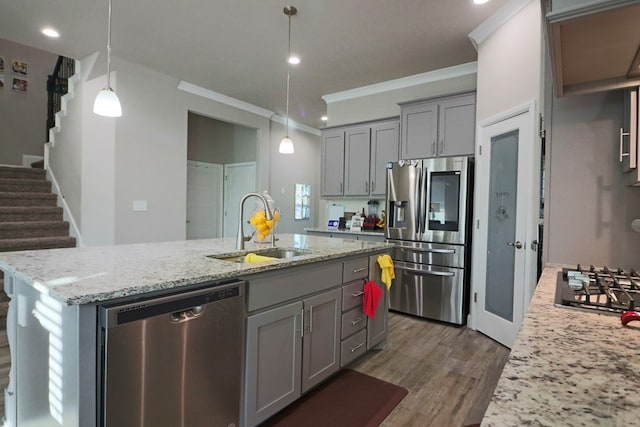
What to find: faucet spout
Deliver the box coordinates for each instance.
[236,192,274,250]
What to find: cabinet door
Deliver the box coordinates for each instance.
[622,87,638,173]
[244,301,303,427]
[301,288,341,392]
[367,280,388,349]
[370,120,399,197]
[401,101,438,159]
[344,126,371,196]
[438,93,476,157]
[321,129,345,196]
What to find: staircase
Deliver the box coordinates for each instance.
[0,165,76,418]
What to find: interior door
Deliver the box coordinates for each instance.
[186,161,223,239]
[473,109,537,348]
[223,162,256,238]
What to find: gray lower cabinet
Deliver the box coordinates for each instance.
[244,288,341,427]
[244,301,303,427]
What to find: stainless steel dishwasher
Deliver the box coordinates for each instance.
[98,280,245,427]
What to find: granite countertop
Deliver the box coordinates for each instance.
[304,227,386,237]
[0,233,391,306]
[482,265,640,426]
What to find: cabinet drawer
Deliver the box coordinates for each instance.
[341,306,365,339]
[343,258,369,282]
[340,329,367,367]
[342,280,365,311]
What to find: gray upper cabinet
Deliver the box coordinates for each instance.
[400,93,476,160]
[370,120,400,197]
[322,129,345,196]
[623,86,640,186]
[322,119,399,198]
[344,126,372,196]
[401,101,438,159]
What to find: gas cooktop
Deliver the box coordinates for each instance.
[554,264,640,315]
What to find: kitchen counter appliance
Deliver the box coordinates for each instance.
[385,157,473,324]
[98,280,245,427]
[555,264,640,315]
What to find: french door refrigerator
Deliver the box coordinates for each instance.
[385,156,473,325]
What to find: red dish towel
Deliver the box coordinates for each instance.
[363,281,382,319]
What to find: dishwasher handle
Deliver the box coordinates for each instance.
[101,280,245,328]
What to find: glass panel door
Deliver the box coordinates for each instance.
[485,130,519,322]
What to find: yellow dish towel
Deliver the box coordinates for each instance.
[244,253,277,263]
[377,254,395,290]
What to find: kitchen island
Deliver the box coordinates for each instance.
[0,234,392,427]
[482,265,640,426]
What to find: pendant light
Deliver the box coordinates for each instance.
[279,6,297,154]
[93,0,122,117]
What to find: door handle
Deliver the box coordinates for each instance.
[365,181,369,193]
[507,241,523,249]
[530,240,538,251]
[431,141,436,155]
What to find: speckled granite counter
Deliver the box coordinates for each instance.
[482,265,640,426]
[0,233,391,305]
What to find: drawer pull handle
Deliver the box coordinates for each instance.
[350,342,365,353]
[352,267,367,274]
[351,317,363,325]
[351,291,364,297]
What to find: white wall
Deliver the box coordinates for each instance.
[546,91,640,268]
[0,39,57,165]
[475,1,542,123]
[269,120,321,234]
[187,112,257,164]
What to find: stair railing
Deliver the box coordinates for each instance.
[46,56,76,141]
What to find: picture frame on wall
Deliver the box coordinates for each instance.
[11,60,27,76]
[12,77,27,93]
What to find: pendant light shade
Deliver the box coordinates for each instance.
[279,136,294,154]
[94,0,122,117]
[94,88,122,117]
[279,6,297,155]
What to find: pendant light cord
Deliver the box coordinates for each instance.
[106,0,113,89]
[285,9,291,137]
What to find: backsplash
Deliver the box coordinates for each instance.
[318,199,384,228]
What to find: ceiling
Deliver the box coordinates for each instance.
[0,0,508,129]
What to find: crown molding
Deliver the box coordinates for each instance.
[468,0,534,50]
[177,80,320,137]
[321,62,478,104]
[270,115,321,136]
[177,80,274,119]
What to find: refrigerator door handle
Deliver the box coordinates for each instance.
[419,167,428,235]
[400,247,456,255]
[415,166,422,238]
[396,265,455,277]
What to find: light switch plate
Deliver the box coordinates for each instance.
[133,200,148,211]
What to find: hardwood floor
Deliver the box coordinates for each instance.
[349,312,510,427]
[0,313,508,426]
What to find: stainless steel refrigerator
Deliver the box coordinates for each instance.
[385,156,473,325]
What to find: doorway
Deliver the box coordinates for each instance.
[472,103,538,348]
[186,112,258,240]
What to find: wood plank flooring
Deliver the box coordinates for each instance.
[349,312,510,427]
[0,313,508,426]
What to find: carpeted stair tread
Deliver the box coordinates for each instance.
[0,178,51,193]
[0,166,46,180]
[0,221,70,239]
[0,192,58,207]
[0,206,64,222]
[0,236,76,252]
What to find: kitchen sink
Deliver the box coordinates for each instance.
[207,247,311,263]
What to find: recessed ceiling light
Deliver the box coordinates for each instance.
[288,55,300,65]
[321,116,328,122]
[473,0,489,4]
[41,27,60,38]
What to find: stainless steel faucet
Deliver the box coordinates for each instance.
[237,192,275,250]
